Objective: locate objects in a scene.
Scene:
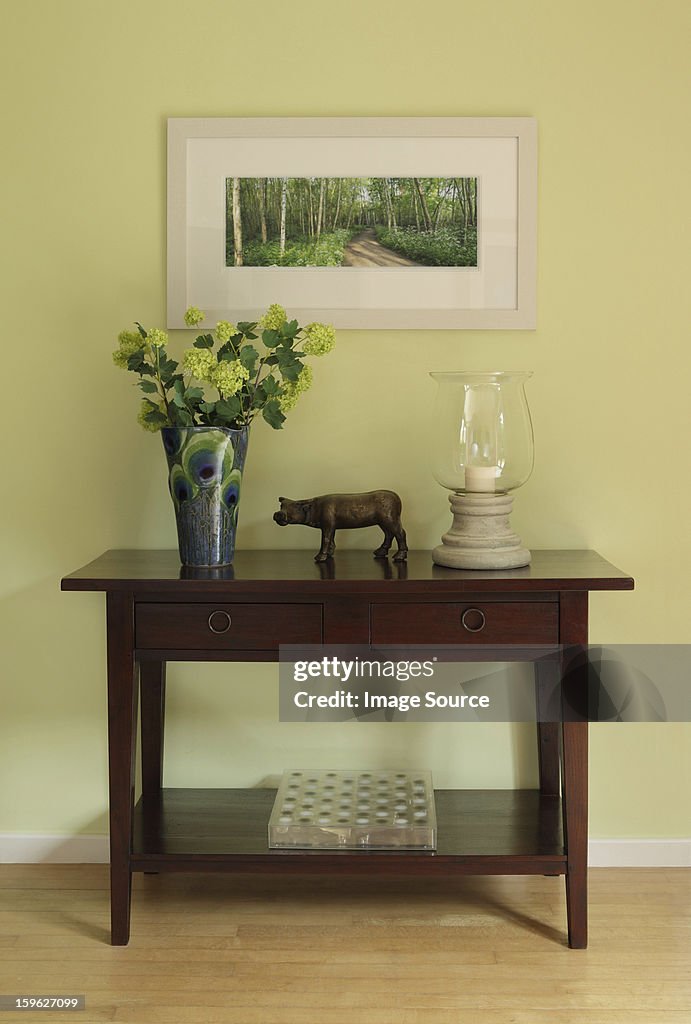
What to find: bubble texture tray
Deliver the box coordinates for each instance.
[268,769,437,850]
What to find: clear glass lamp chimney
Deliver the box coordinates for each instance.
[430,371,534,495]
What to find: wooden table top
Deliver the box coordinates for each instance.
[61,549,634,595]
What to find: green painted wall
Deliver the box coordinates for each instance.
[1,0,689,840]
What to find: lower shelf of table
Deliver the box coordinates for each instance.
[131,788,566,875]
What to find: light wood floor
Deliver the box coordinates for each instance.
[0,866,689,1023]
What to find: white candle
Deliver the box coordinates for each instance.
[464,465,497,492]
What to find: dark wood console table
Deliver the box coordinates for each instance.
[61,549,633,947]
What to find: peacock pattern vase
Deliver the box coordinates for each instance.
[161,426,249,567]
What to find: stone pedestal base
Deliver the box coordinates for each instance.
[432,492,531,570]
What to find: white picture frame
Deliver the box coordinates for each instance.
[167,117,537,330]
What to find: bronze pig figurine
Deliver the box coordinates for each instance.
[274,490,408,563]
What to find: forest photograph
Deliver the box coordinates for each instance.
[225,177,478,269]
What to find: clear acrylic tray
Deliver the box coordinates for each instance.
[268,769,437,850]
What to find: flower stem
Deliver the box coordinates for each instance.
[154,346,171,419]
[242,354,269,426]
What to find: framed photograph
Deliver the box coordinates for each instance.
[167,117,537,330]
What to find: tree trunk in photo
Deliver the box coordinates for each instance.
[413,178,433,232]
[316,178,326,239]
[332,179,342,230]
[432,183,451,232]
[279,178,288,256]
[450,178,462,239]
[232,177,243,266]
[259,179,268,244]
[307,179,315,236]
[412,187,420,231]
[458,178,469,239]
[465,178,476,229]
[442,182,454,229]
[383,179,393,229]
[432,198,442,232]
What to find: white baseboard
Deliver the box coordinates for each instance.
[0,834,109,864]
[588,839,691,867]
[1,834,689,867]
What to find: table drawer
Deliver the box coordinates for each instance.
[136,603,322,650]
[371,601,558,644]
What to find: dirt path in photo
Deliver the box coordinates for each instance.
[342,228,421,267]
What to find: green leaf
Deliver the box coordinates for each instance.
[239,344,259,373]
[262,329,280,349]
[199,402,216,416]
[158,361,179,387]
[262,398,286,430]
[173,378,185,397]
[135,322,148,339]
[282,365,302,383]
[159,356,179,376]
[143,408,168,428]
[276,348,302,382]
[193,333,214,350]
[251,384,266,409]
[216,341,236,362]
[172,391,188,408]
[215,396,242,421]
[237,321,258,336]
[279,319,299,340]
[138,379,158,394]
[128,354,156,378]
[127,353,145,372]
[186,387,204,401]
[169,405,193,426]
[262,374,279,396]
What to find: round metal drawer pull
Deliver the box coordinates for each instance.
[461,608,486,633]
[208,610,232,634]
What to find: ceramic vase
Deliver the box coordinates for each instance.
[161,426,249,567]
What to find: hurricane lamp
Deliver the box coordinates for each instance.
[430,371,534,569]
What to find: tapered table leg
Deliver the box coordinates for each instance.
[535,657,561,796]
[106,592,138,946]
[559,591,589,949]
[562,720,588,948]
[140,660,166,802]
[140,660,166,875]
[534,655,562,877]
